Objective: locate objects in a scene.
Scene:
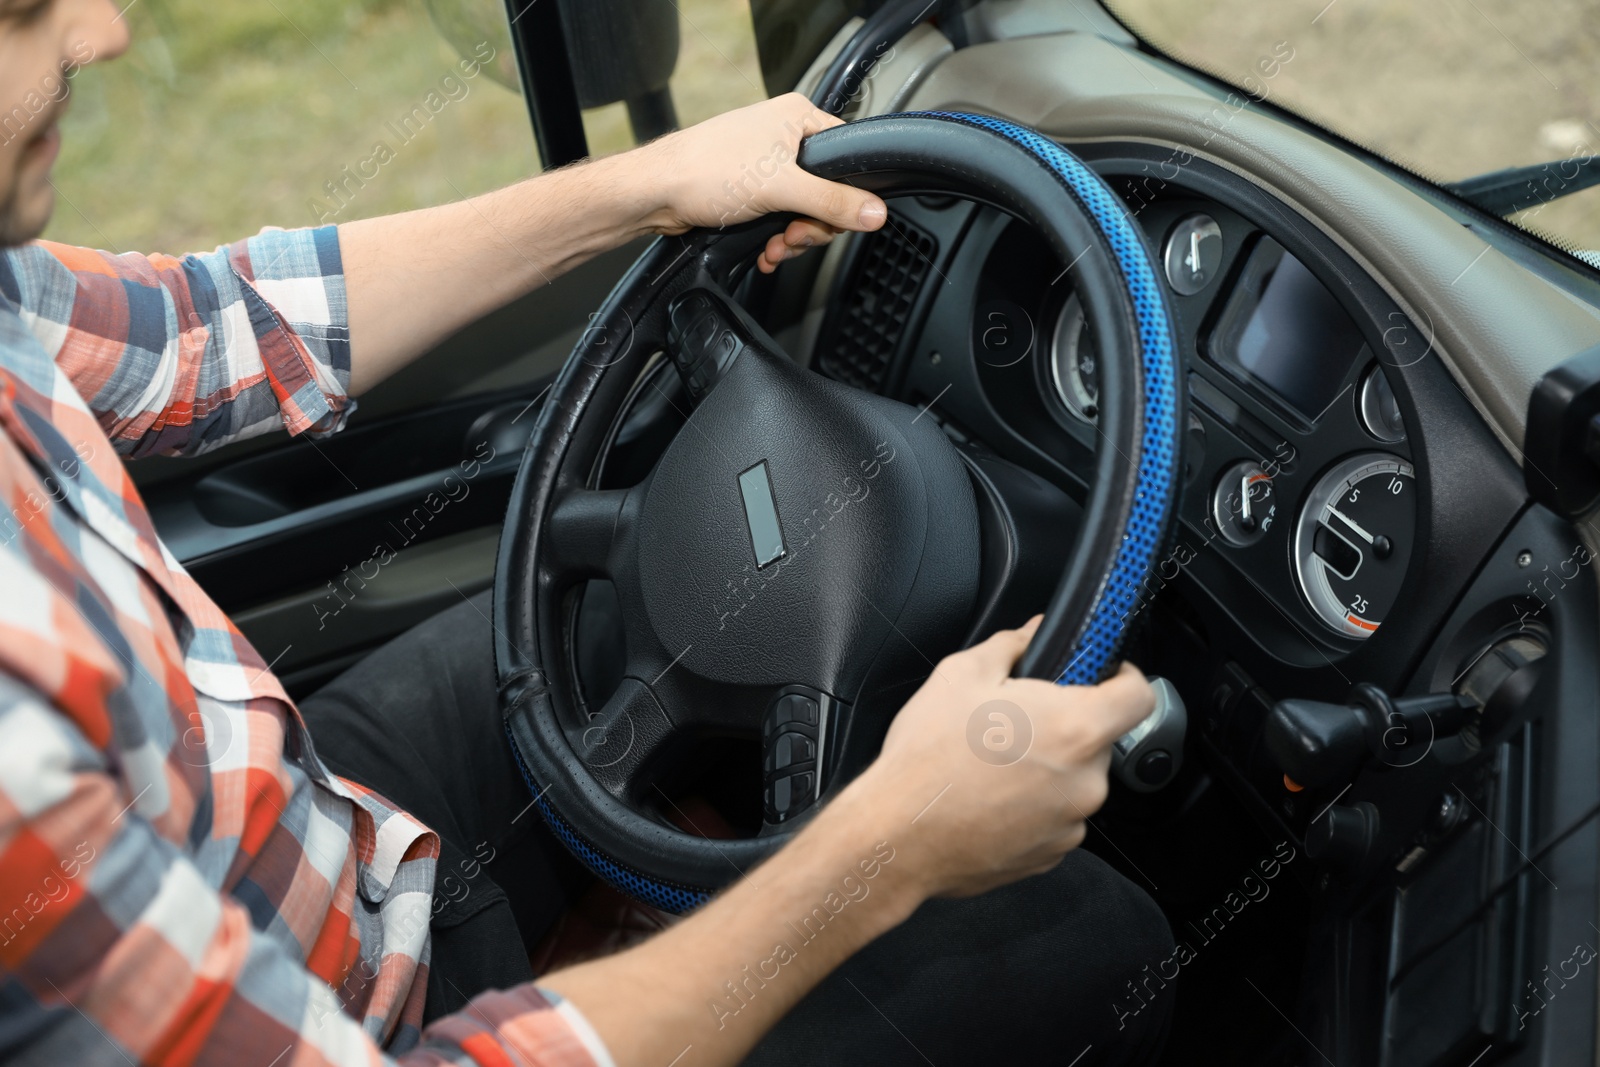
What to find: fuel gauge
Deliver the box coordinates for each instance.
[1211,459,1277,547]
[1163,214,1224,296]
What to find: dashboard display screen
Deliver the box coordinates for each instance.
[1211,238,1367,420]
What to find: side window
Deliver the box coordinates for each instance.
[47,0,768,426]
[48,0,536,254]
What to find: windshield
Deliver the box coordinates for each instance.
[1105,0,1600,258]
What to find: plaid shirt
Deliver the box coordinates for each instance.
[0,227,609,1066]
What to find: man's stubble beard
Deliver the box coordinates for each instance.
[0,176,50,249]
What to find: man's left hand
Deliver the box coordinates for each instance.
[639,93,889,273]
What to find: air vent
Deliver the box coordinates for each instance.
[816,215,938,392]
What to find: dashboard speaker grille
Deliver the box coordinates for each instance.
[816,214,938,391]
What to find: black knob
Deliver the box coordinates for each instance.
[1456,635,1546,737]
[1306,801,1379,873]
[1265,698,1368,788]
[1266,684,1474,788]
[1135,749,1174,786]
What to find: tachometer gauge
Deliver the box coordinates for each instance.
[1293,453,1415,639]
[1049,294,1099,424]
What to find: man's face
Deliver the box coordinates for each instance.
[0,0,126,247]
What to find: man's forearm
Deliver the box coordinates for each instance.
[339,147,674,394]
[538,780,927,1067]
[336,95,890,396]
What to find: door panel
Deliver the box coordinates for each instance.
[233,526,499,697]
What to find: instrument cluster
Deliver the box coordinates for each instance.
[1030,193,1420,654]
[812,144,1431,667]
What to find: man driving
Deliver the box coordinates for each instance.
[0,1,1174,1064]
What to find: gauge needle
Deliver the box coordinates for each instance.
[1327,504,1375,544]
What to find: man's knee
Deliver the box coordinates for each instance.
[1055,847,1174,964]
[1046,849,1175,1057]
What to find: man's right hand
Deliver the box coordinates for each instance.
[847,615,1157,900]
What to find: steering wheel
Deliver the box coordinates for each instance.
[494,112,1183,913]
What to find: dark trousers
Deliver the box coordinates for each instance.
[300,593,1175,1065]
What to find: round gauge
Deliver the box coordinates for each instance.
[1211,459,1277,547]
[1358,363,1406,443]
[1049,294,1100,424]
[1162,214,1224,296]
[1293,453,1416,639]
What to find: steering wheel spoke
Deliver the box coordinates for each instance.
[545,486,634,581]
[575,677,678,798]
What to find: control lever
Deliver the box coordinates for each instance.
[1112,678,1187,793]
[1265,683,1474,789]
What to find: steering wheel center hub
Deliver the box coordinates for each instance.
[635,339,957,698]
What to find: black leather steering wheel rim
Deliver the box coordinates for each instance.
[494,112,1184,912]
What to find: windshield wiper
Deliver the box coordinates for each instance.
[1445,154,1600,217]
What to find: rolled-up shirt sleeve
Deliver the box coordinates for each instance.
[0,672,613,1067]
[0,226,353,458]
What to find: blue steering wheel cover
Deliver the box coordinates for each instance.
[506,721,714,912]
[903,111,1182,687]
